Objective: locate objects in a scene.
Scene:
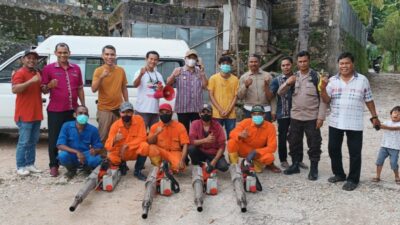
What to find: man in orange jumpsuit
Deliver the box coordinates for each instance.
[105,102,149,180]
[228,105,277,172]
[144,103,190,172]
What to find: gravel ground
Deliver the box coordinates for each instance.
[0,72,399,225]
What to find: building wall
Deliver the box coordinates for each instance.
[0,1,108,64]
[270,0,368,74]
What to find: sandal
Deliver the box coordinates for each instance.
[265,163,281,173]
[371,177,381,182]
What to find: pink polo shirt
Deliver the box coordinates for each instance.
[42,62,83,112]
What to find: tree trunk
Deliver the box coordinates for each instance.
[297,0,311,52]
[249,0,257,55]
[393,51,398,72]
[229,0,241,74]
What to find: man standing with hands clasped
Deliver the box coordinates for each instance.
[320,52,380,191]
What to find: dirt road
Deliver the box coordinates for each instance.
[0,73,399,225]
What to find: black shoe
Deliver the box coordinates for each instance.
[308,161,318,181]
[119,161,128,176]
[134,170,147,181]
[65,169,77,179]
[342,181,358,191]
[81,165,92,175]
[185,156,190,166]
[283,162,300,175]
[328,175,346,183]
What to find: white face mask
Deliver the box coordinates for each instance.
[185,58,197,67]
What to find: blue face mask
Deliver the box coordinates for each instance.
[252,115,264,125]
[220,64,231,73]
[76,114,89,125]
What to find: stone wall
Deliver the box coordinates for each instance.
[0,1,108,64]
[270,0,368,74]
[109,1,222,37]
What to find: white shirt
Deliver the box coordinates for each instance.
[326,73,373,131]
[381,121,400,150]
[134,69,165,114]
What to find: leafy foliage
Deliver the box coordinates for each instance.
[374,12,400,71]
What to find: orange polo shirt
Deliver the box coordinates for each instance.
[92,65,128,111]
[229,118,277,153]
[105,115,147,151]
[149,120,190,151]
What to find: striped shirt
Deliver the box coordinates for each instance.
[326,73,373,131]
[174,66,205,113]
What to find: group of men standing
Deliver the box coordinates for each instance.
[12,42,379,191]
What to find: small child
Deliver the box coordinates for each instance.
[372,106,400,184]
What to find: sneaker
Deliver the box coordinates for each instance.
[81,165,92,175]
[134,170,147,181]
[25,165,42,173]
[17,168,30,176]
[265,163,281,173]
[65,169,77,180]
[298,162,308,169]
[50,166,59,177]
[119,161,128,176]
[280,161,289,169]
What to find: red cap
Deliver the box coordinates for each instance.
[159,103,172,112]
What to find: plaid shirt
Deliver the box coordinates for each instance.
[326,73,373,131]
[270,74,293,119]
[174,67,205,113]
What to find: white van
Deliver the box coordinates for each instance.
[0,35,188,130]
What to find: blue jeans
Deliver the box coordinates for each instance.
[244,109,272,122]
[216,118,236,139]
[58,151,102,169]
[16,121,41,169]
[376,147,399,170]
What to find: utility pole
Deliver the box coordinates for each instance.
[249,0,257,55]
[229,0,241,75]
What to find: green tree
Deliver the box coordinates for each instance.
[374,12,400,71]
[349,0,383,25]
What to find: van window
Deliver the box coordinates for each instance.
[68,57,183,87]
[69,57,103,85]
[117,58,183,86]
[0,58,22,83]
[0,56,47,83]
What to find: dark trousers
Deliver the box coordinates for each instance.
[134,111,159,172]
[328,126,363,184]
[177,113,200,133]
[288,119,322,163]
[188,145,229,172]
[48,110,74,168]
[277,118,304,163]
